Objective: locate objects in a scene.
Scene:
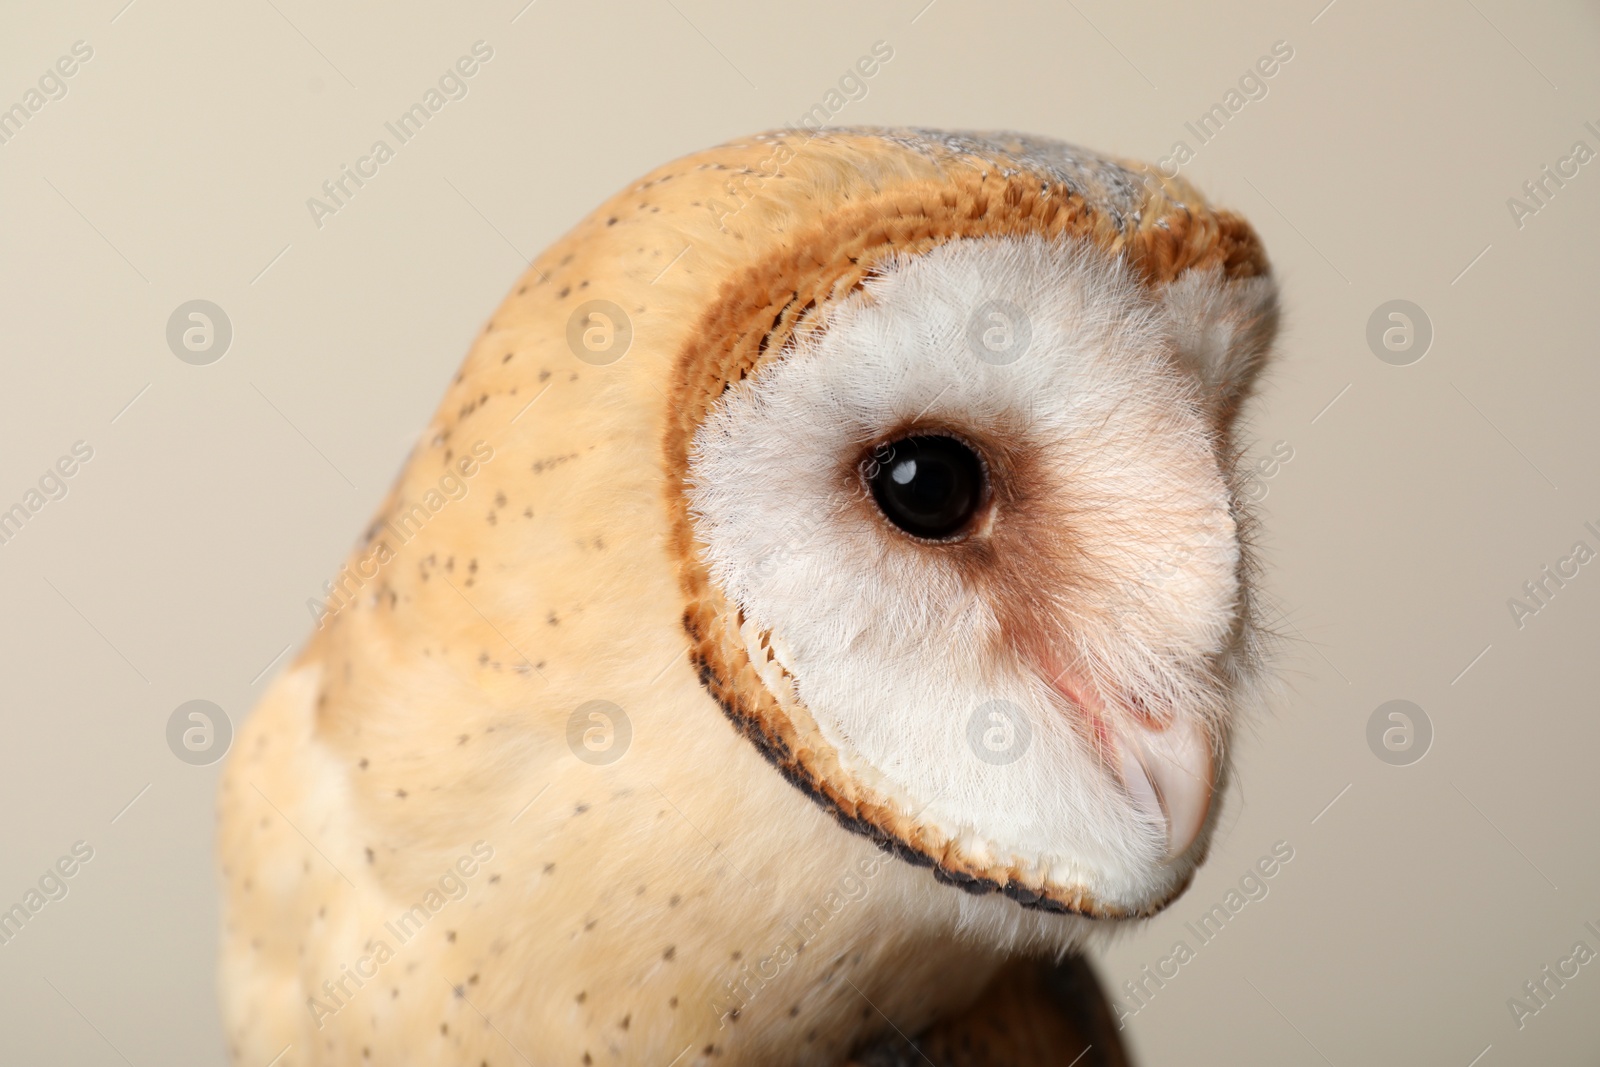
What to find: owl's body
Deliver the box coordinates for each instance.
[218,129,1276,1066]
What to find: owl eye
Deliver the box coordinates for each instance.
[865,434,986,540]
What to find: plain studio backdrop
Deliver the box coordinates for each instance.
[1,0,1596,1063]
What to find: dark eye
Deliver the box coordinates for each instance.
[865,434,985,540]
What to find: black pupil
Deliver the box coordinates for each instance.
[866,435,984,539]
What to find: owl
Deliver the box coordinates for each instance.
[218,127,1278,1067]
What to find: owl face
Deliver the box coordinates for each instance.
[686,235,1275,918]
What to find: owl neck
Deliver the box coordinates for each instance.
[519,700,1018,1064]
[323,608,1019,1064]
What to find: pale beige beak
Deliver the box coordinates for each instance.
[1115,716,1214,861]
[1039,656,1217,862]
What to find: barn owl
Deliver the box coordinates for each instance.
[218,127,1277,1066]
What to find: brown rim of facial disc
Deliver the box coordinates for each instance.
[663,149,1267,919]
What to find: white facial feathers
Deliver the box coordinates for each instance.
[687,235,1272,913]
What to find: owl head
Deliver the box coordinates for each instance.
[667,129,1278,921]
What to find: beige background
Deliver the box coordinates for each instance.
[2,0,1597,1063]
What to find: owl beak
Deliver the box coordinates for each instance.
[1041,662,1215,862]
[1114,715,1214,862]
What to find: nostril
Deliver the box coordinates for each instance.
[1125,692,1164,730]
[1032,651,1214,861]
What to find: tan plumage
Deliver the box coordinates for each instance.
[217,127,1275,1066]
